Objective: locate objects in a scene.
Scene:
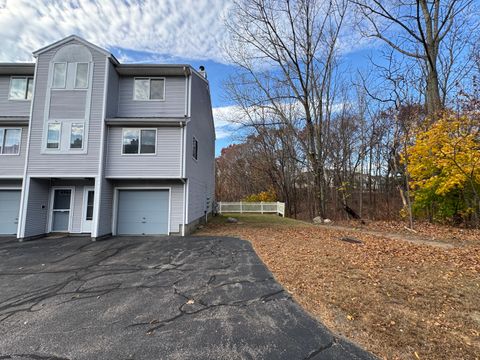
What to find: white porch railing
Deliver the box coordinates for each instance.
[218,202,285,217]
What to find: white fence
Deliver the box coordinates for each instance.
[218,202,285,217]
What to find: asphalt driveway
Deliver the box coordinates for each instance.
[0,235,375,360]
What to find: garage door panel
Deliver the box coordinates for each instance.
[0,190,21,235]
[117,190,169,235]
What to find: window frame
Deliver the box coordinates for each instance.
[0,127,22,156]
[8,76,34,101]
[74,62,89,89]
[121,128,157,156]
[69,123,85,150]
[192,136,198,161]
[52,62,67,89]
[44,121,87,153]
[46,122,62,150]
[133,77,166,101]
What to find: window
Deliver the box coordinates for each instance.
[86,190,94,221]
[9,77,33,100]
[45,122,87,152]
[192,137,198,160]
[75,63,89,89]
[52,63,67,88]
[70,123,84,149]
[122,128,156,155]
[47,123,61,149]
[0,128,21,155]
[133,78,165,100]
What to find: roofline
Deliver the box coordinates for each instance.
[0,63,35,67]
[32,34,114,59]
[0,63,35,75]
[114,63,209,83]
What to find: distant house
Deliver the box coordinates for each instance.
[0,35,215,239]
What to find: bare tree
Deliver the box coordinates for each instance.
[351,0,474,115]
[224,0,348,218]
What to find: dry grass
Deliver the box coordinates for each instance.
[197,214,480,360]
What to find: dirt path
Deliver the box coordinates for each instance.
[315,224,457,249]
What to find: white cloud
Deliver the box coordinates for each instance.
[0,0,233,62]
[212,105,243,139]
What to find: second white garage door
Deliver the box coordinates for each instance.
[116,190,169,235]
[0,190,21,235]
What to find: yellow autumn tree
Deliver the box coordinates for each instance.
[243,188,277,202]
[406,112,480,225]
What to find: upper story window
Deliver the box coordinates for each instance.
[0,128,22,155]
[75,63,89,89]
[134,78,165,101]
[52,63,67,88]
[192,137,198,160]
[122,128,156,155]
[52,62,90,89]
[51,44,92,90]
[45,121,84,151]
[9,77,33,100]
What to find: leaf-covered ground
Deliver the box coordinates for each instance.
[197,214,480,360]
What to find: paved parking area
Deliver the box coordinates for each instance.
[0,236,375,359]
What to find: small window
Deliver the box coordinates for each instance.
[192,137,198,160]
[134,78,165,100]
[0,128,21,155]
[150,79,164,100]
[75,63,89,89]
[9,77,33,100]
[122,129,139,154]
[47,123,61,149]
[70,123,84,149]
[122,128,156,154]
[86,191,94,221]
[140,129,156,154]
[52,63,67,88]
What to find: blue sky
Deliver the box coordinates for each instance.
[0,0,377,156]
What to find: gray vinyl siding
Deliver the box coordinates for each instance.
[186,74,215,223]
[23,178,50,238]
[0,126,28,177]
[117,76,186,117]
[49,90,86,119]
[105,61,119,118]
[105,126,182,178]
[111,180,184,234]
[26,39,106,176]
[97,177,113,237]
[50,178,94,233]
[0,76,31,117]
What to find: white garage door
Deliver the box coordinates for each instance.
[0,190,21,235]
[117,190,169,235]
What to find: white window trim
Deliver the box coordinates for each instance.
[52,62,67,89]
[192,136,198,161]
[121,128,157,156]
[8,76,33,101]
[0,127,22,156]
[133,77,166,101]
[74,62,89,89]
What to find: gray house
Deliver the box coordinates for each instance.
[0,35,215,239]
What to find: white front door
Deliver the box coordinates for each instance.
[82,187,94,233]
[50,188,73,232]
